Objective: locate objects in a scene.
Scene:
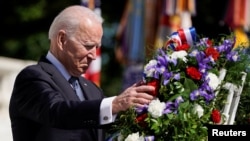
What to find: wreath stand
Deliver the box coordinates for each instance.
[218,69,247,125]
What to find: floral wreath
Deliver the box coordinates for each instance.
[107,27,249,141]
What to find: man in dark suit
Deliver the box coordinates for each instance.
[9,5,154,141]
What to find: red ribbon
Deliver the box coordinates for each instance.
[178,28,187,44]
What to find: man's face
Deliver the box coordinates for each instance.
[61,22,103,77]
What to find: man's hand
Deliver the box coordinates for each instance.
[112,83,155,114]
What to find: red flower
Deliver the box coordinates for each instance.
[186,67,202,80]
[136,113,148,127]
[146,79,160,96]
[206,39,213,47]
[211,109,221,124]
[175,43,190,51]
[205,47,220,61]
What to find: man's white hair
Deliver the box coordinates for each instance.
[48,5,103,40]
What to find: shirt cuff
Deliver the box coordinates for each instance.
[100,96,117,125]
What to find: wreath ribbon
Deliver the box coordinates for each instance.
[177,26,196,45]
[166,27,196,50]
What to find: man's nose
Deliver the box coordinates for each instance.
[87,48,97,60]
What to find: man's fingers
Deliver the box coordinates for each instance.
[136,85,155,92]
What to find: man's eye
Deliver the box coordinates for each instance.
[83,44,97,50]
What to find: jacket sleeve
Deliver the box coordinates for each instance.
[9,65,104,129]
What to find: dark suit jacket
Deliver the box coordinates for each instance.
[9,56,108,141]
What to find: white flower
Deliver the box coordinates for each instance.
[193,104,204,118]
[144,60,157,77]
[125,132,144,141]
[170,50,188,62]
[148,98,166,118]
[190,49,199,57]
[117,133,124,141]
[206,72,220,90]
[232,54,239,61]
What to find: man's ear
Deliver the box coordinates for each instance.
[57,30,66,49]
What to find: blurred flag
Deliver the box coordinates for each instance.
[224,0,250,30]
[115,0,147,90]
[144,0,159,57]
[155,0,196,48]
[81,0,102,86]
[175,0,196,28]
[127,0,145,63]
[224,0,249,48]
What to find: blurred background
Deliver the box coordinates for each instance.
[0,0,249,140]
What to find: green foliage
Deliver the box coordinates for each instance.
[25,32,49,60]
[223,47,250,125]
[16,0,46,22]
[234,71,250,125]
[0,0,77,60]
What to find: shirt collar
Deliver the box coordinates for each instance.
[46,51,71,81]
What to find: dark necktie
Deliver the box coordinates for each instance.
[68,76,85,101]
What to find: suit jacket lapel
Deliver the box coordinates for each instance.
[38,56,80,101]
[78,78,95,100]
[78,76,105,100]
[51,73,80,101]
